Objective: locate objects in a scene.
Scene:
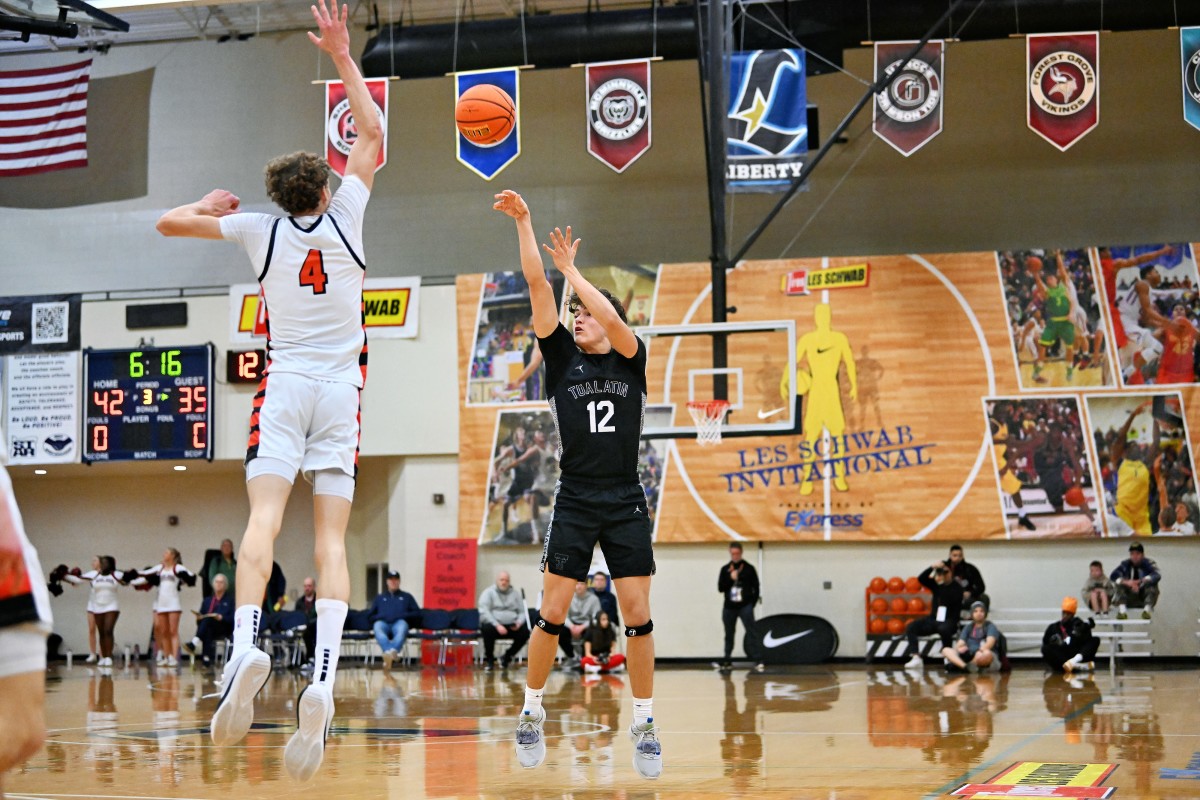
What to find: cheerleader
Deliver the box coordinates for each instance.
[62,556,126,667]
[129,549,195,667]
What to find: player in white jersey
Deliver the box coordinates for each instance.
[156,0,382,782]
[1114,264,1185,380]
[62,555,127,666]
[0,461,53,796]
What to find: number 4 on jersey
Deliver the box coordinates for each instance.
[299,249,328,294]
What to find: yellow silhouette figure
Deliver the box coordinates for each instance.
[794,304,857,495]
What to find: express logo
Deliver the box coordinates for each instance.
[589,78,648,142]
[1187,47,1200,104]
[877,58,941,123]
[326,98,385,157]
[1030,51,1096,115]
[784,510,864,530]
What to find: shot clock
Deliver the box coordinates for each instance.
[226,349,267,384]
[83,344,214,462]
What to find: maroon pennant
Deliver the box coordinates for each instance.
[586,59,651,173]
[873,41,944,156]
[1027,32,1099,151]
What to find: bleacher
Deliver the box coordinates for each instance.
[986,607,1153,671]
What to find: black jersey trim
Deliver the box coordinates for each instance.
[328,214,366,270]
[288,215,324,234]
[258,218,281,282]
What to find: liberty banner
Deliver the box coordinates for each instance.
[324,78,388,177]
[1027,32,1099,151]
[1182,27,1200,133]
[726,49,808,193]
[455,68,520,180]
[873,41,944,156]
[585,59,651,173]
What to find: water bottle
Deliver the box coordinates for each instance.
[66,649,73,668]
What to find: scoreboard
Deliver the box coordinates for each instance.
[83,345,213,462]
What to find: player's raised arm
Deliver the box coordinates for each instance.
[494,190,558,338]
[543,226,638,358]
[310,0,382,190]
[156,189,241,239]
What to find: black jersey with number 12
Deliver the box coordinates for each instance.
[538,323,647,485]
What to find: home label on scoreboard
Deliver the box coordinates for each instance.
[83,344,214,462]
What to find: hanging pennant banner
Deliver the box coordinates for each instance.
[1182,27,1200,133]
[324,78,389,177]
[873,40,944,156]
[455,68,520,180]
[726,49,808,193]
[585,59,652,173]
[1027,32,1099,151]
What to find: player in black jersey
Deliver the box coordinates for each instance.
[493,189,662,779]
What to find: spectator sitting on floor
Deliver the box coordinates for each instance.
[943,601,999,672]
[1110,542,1161,619]
[1081,560,1115,616]
[559,580,601,668]
[904,561,964,670]
[368,570,421,670]
[581,610,625,674]
[1042,596,1099,673]
[478,570,529,671]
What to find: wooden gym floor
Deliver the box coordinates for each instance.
[7,660,1199,799]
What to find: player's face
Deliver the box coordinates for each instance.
[572,305,609,352]
[1046,274,1059,287]
[1177,504,1190,523]
[1147,270,1162,288]
[1172,304,1186,320]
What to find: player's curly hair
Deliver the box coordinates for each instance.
[264,151,332,215]
[568,288,628,325]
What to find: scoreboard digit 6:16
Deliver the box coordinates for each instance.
[83,344,214,462]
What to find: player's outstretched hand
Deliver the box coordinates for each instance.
[542,226,580,274]
[493,189,529,221]
[308,0,350,57]
[200,189,240,217]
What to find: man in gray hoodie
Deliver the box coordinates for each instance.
[478,571,529,670]
[559,580,602,667]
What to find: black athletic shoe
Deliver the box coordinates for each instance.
[1018,516,1036,531]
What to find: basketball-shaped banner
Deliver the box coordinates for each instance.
[455,68,521,180]
[324,78,388,177]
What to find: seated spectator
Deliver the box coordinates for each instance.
[942,601,998,672]
[948,544,988,615]
[904,561,964,670]
[184,573,234,667]
[590,571,619,627]
[1081,560,1115,616]
[1042,596,1098,673]
[1110,542,1161,619]
[294,576,318,669]
[581,610,625,674]
[369,570,421,670]
[559,580,601,668]
[478,570,529,671]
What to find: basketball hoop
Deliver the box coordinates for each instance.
[687,400,731,447]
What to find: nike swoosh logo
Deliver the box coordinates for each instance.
[757,407,787,420]
[817,347,832,354]
[763,629,812,648]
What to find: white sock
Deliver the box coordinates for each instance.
[1118,604,1127,615]
[231,605,261,658]
[633,696,653,726]
[1068,654,1083,665]
[312,599,348,686]
[523,686,544,715]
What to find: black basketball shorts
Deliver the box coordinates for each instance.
[540,480,655,581]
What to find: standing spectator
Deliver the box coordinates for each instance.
[904,562,963,670]
[947,544,988,613]
[184,573,234,667]
[368,571,421,670]
[717,542,760,670]
[590,571,620,627]
[943,601,999,672]
[1110,542,1161,619]
[1081,560,1115,616]
[1042,597,1099,673]
[294,577,318,668]
[478,571,530,671]
[205,539,237,599]
[581,610,625,674]
[128,548,196,667]
[559,580,601,668]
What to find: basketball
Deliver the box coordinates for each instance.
[904,576,921,592]
[890,597,908,613]
[455,84,516,147]
[908,597,926,613]
[870,576,887,593]
[869,618,887,635]
[1026,255,1044,274]
[1065,485,1086,507]
[886,618,905,635]
[871,597,888,614]
[887,576,905,593]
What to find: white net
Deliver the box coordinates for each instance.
[687,400,731,447]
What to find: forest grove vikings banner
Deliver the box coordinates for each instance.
[585,59,651,173]
[1182,27,1200,133]
[1027,32,1099,151]
[873,40,944,156]
[325,78,388,177]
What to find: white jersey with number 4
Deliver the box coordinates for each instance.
[221,176,370,388]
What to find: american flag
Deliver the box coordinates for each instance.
[0,60,92,178]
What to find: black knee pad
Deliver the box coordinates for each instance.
[624,619,654,637]
[535,617,564,636]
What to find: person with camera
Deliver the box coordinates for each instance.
[716,542,760,671]
[904,560,964,670]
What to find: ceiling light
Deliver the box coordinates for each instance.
[173,465,186,471]
[34,469,47,475]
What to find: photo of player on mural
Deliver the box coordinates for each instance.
[467,271,566,405]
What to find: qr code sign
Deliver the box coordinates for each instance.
[31,302,68,344]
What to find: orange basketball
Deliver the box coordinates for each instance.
[871,597,889,614]
[886,618,906,635]
[455,84,516,147]
[905,576,921,592]
[887,576,905,593]
[890,597,908,613]
[1027,255,1044,274]
[908,597,926,613]
[869,618,886,635]
[870,576,887,593]
[1065,485,1086,507]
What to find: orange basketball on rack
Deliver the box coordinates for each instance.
[869,618,886,635]
[905,576,921,592]
[870,576,887,593]
[871,597,888,614]
[455,83,516,147]
[886,618,905,635]
[890,597,908,613]
[908,597,926,613]
[887,576,905,593]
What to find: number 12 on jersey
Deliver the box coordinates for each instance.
[587,400,615,433]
